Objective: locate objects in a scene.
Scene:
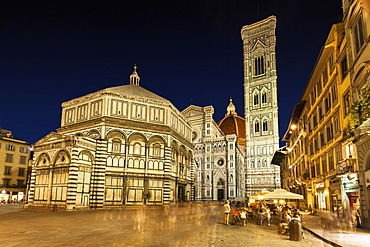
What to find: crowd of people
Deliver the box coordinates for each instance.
[223,200,305,238]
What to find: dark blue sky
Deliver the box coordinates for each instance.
[1,0,343,144]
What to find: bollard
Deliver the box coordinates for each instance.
[289,219,302,241]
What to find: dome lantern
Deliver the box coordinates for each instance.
[130,64,140,86]
[226,98,237,116]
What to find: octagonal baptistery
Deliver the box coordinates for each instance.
[28,67,194,210]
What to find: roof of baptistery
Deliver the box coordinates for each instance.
[103,65,170,104]
[103,84,170,104]
[218,98,246,140]
[62,65,172,107]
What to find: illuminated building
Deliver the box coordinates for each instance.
[343,0,370,228]
[241,16,281,196]
[281,1,369,223]
[0,128,31,202]
[183,99,245,201]
[27,67,194,210]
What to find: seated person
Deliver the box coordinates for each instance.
[278,211,291,234]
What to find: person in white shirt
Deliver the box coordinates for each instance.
[224,200,231,225]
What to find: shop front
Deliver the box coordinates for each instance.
[340,173,360,225]
[0,190,25,203]
[315,181,328,211]
[330,177,343,217]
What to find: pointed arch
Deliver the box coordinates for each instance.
[262,116,269,133]
[36,153,51,167]
[254,119,260,134]
[53,150,71,165]
[253,89,260,106]
[261,87,268,105]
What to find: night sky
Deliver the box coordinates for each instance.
[1,0,343,145]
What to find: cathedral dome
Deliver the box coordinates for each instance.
[218,99,246,146]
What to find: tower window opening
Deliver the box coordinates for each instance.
[254,122,260,133]
[254,56,265,76]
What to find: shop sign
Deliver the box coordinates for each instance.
[342,175,359,192]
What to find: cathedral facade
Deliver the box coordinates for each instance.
[241,16,281,196]
[27,67,194,210]
[182,100,245,201]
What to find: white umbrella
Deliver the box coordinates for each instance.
[262,188,303,200]
[249,189,270,200]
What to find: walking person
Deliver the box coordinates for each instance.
[240,209,248,226]
[265,207,271,226]
[224,200,231,225]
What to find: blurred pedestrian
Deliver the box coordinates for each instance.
[264,207,271,226]
[224,200,231,225]
[231,208,241,225]
[240,209,247,226]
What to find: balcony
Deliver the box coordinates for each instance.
[336,157,355,175]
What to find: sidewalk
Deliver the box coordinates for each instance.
[301,213,370,247]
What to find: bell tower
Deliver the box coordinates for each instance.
[241,16,280,196]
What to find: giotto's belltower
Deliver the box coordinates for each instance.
[241,16,280,196]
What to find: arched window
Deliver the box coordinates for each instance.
[251,161,255,168]
[254,121,260,133]
[133,143,141,155]
[262,91,267,104]
[153,143,161,156]
[254,93,259,105]
[263,120,268,132]
[112,138,121,153]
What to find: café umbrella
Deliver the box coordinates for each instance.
[261,188,304,200]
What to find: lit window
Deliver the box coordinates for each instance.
[133,143,141,155]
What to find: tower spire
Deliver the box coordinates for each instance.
[130,64,140,86]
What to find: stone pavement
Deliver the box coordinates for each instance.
[0,204,325,247]
[301,212,370,247]
[0,204,369,246]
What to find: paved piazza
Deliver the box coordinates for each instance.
[1,204,329,247]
